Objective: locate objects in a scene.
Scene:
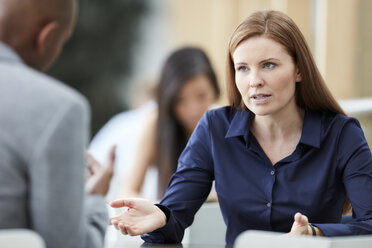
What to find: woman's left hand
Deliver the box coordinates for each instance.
[288,212,312,235]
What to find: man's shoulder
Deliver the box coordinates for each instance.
[0,60,88,110]
[0,60,90,139]
[29,66,86,105]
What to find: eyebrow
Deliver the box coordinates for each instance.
[234,62,247,67]
[234,57,280,66]
[260,58,280,63]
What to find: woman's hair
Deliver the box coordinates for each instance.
[226,10,345,116]
[156,46,220,198]
[226,10,350,214]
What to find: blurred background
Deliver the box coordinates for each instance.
[47,0,372,144]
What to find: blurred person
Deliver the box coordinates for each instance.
[0,0,115,247]
[89,77,158,201]
[110,10,372,246]
[122,47,220,200]
[127,76,158,110]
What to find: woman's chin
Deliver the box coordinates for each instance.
[248,107,272,116]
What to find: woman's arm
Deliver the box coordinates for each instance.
[121,110,158,198]
[110,112,215,243]
[315,119,372,236]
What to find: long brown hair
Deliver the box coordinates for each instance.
[156,47,220,198]
[226,10,351,215]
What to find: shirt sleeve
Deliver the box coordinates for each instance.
[141,112,214,243]
[29,97,108,248]
[315,118,372,236]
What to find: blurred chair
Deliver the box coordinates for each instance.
[235,230,327,248]
[235,230,372,248]
[0,229,45,248]
[183,202,226,246]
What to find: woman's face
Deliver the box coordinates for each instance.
[233,36,302,117]
[173,74,216,133]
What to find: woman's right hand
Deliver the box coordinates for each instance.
[85,145,116,196]
[109,198,167,236]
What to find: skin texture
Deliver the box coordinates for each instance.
[0,0,77,71]
[110,198,167,236]
[233,36,302,118]
[173,74,217,137]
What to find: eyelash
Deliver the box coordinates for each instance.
[236,62,276,72]
[263,62,275,69]
[237,66,248,72]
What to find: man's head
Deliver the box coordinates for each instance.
[0,0,78,71]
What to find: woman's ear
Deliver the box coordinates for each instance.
[295,68,302,82]
[36,21,59,55]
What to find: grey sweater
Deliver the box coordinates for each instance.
[0,42,108,248]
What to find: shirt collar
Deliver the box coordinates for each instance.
[225,109,251,139]
[0,42,23,64]
[225,108,321,148]
[299,109,321,148]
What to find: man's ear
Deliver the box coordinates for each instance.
[36,21,59,54]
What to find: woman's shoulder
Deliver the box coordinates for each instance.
[318,110,363,138]
[145,108,159,125]
[139,108,158,139]
[202,106,251,132]
[205,105,238,121]
[320,111,360,127]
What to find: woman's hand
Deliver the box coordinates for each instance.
[109,198,167,236]
[85,145,116,196]
[288,212,313,235]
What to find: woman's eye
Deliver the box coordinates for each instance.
[237,66,248,72]
[263,62,275,69]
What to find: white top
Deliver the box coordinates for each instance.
[89,101,159,201]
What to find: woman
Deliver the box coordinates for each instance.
[122,47,220,199]
[110,10,372,246]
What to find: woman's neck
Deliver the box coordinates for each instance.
[251,105,304,141]
[185,126,194,139]
[250,105,305,165]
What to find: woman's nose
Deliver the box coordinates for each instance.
[249,71,264,87]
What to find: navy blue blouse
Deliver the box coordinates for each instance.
[142,107,372,246]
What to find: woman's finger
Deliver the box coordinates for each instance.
[119,223,128,235]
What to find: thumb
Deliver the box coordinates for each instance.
[85,150,100,172]
[110,198,135,208]
[294,212,308,226]
[106,145,116,169]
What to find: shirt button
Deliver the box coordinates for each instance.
[270,170,275,175]
[266,202,271,208]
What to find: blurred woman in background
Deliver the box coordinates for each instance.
[122,47,220,199]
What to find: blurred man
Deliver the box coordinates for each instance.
[0,0,114,247]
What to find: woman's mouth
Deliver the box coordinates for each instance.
[251,94,271,104]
